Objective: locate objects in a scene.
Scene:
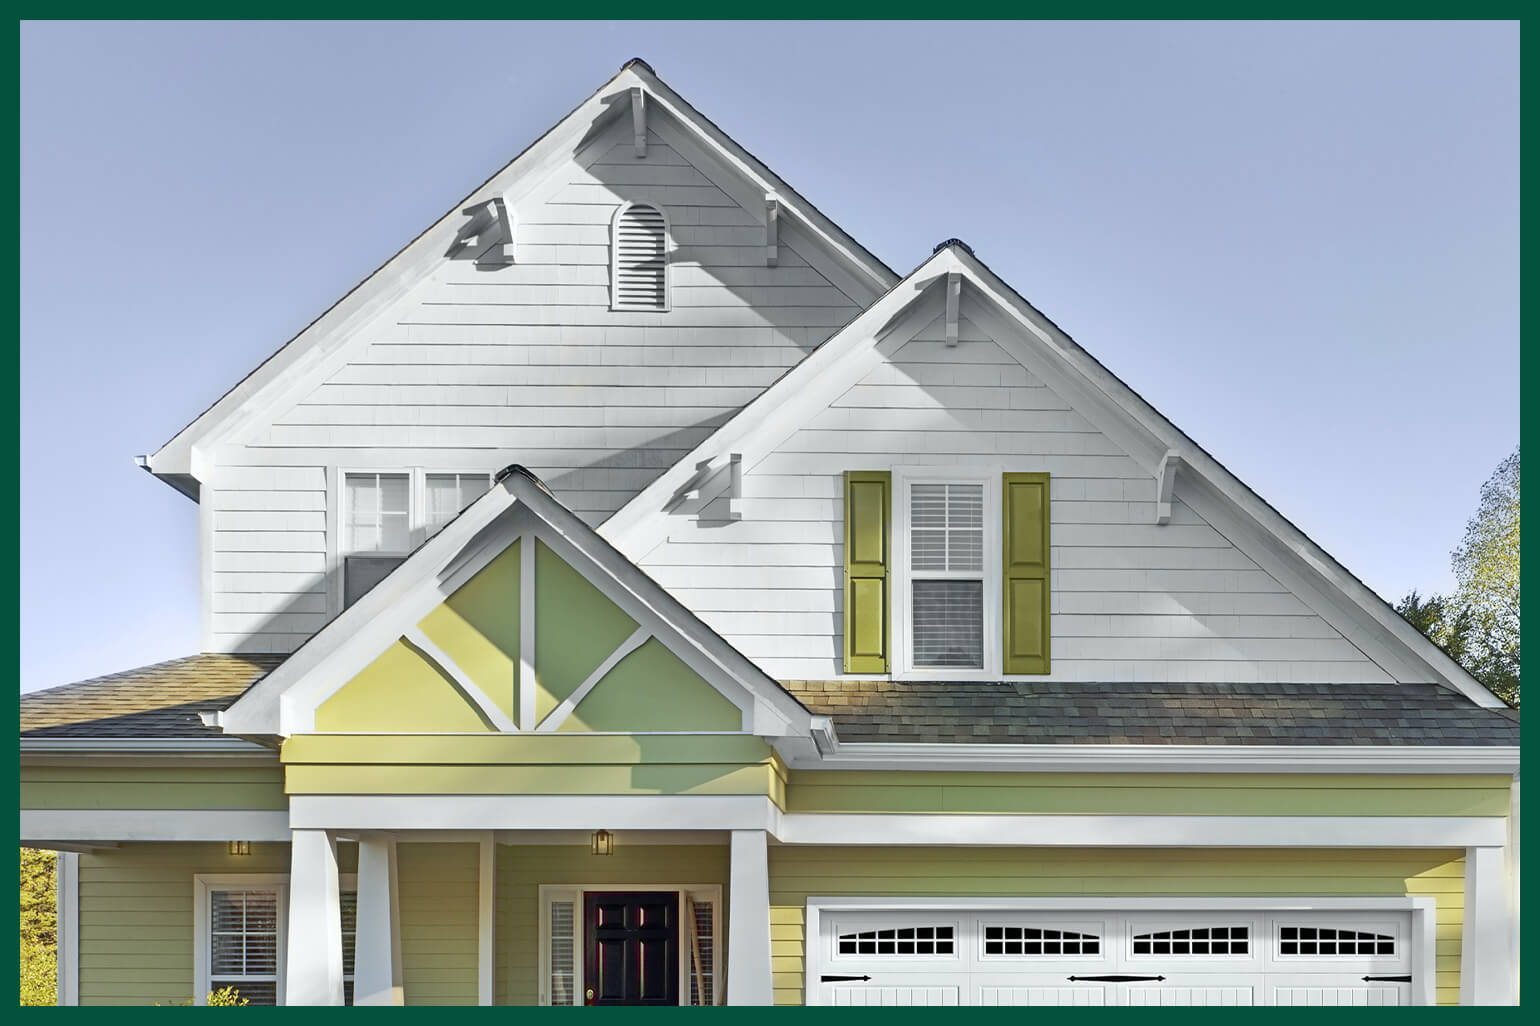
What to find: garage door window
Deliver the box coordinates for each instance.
[984,926,1100,957]
[838,925,955,956]
[1132,925,1249,956]
[1278,926,1394,957]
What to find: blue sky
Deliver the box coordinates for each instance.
[18,21,1518,692]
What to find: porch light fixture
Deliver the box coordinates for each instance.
[227,841,252,857]
[590,830,614,856]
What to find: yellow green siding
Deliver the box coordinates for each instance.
[283,734,785,804]
[494,844,729,1006]
[787,771,1513,817]
[20,763,286,811]
[397,842,480,1006]
[558,638,742,733]
[768,846,1466,1006]
[534,538,639,723]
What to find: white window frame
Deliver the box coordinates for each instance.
[193,873,358,1007]
[335,468,492,611]
[537,883,723,1007]
[891,465,1001,680]
[609,201,672,312]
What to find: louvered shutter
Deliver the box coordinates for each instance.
[843,471,890,673]
[611,204,668,310]
[1002,472,1051,674]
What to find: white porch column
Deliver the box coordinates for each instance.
[353,835,403,1006]
[727,828,773,1006]
[1460,844,1515,1005]
[478,832,495,1006]
[286,829,345,1006]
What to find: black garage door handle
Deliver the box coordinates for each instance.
[1362,975,1412,983]
[1067,975,1166,982]
[821,975,873,982]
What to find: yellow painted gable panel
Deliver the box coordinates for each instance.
[315,639,492,732]
[417,540,520,722]
[560,638,742,732]
[534,538,638,723]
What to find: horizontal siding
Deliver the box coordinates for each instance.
[496,844,729,1006]
[208,130,859,654]
[397,842,480,1006]
[21,764,286,811]
[640,326,1395,684]
[768,847,1465,1005]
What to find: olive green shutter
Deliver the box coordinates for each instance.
[843,471,891,673]
[1002,472,1051,674]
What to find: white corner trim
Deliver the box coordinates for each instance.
[478,832,495,1006]
[401,628,517,732]
[536,626,651,732]
[774,813,1506,849]
[55,851,79,1006]
[791,742,1521,775]
[22,809,291,844]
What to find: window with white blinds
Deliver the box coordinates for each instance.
[208,888,281,1005]
[549,898,576,1006]
[611,203,669,310]
[909,482,985,669]
[686,895,715,1006]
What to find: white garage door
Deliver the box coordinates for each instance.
[812,909,1413,1007]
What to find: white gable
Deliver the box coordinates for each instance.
[637,313,1393,684]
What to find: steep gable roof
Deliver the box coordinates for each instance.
[145,59,898,494]
[600,241,1508,711]
[214,465,817,745]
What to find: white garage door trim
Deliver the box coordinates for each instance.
[805,897,1436,1007]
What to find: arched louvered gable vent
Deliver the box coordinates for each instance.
[611,203,670,310]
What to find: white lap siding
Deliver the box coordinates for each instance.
[638,322,1394,684]
[206,130,860,653]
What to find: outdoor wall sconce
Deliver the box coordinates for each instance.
[227,841,252,857]
[590,830,614,856]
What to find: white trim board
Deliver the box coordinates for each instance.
[289,794,780,833]
[55,851,79,1006]
[21,809,291,844]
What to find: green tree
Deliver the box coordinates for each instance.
[1396,447,1520,706]
[20,847,57,1006]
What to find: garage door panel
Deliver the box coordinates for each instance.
[1125,978,1261,1006]
[977,984,1107,1006]
[827,981,960,1006]
[1271,976,1409,1007]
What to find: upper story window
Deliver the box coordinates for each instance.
[611,203,670,311]
[342,470,490,608]
[895,470,1000,677]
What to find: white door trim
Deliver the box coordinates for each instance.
[804,897,1437,1007]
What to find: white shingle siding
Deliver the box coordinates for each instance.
[636,323,1395,684]
[204,134,860,653]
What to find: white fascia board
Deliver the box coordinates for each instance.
[21,809,291,843]
[289,794,781,833]
[602,255,953,559]
[790,742,1521,775]
[774,813,1507,849]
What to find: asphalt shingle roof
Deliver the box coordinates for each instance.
[782,680,1519,746]
[20,654,284,738]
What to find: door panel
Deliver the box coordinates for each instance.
[584,891,678,1006]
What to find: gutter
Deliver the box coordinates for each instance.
[20,737,279,760]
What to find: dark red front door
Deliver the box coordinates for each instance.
[583,891,679,1006]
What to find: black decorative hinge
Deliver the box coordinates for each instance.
[821,975,873,983]
[1362,975,1412,983]
[1067,975,1166,982]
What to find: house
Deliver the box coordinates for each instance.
[20,59,1519,1008]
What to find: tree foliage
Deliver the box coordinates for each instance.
[1396,447,1520,706]
[20,847,57,1006]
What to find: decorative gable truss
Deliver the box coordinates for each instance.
[214,467,819,751]
[600,244,1507,709]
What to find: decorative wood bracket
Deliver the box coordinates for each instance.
[944,271,962,347]
[1155,449,1184,525]
[666,453,744,521]
[453,197,515,266]
[765,194,780,267]
[631,86,647,158]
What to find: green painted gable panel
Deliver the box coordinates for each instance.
[418,540,520,722]
[316,639,492,732]
[560,638,742,732]
[534,538,638,723]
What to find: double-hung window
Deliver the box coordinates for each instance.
[894,469,1000,677]
[341,470,490,608]
[195,875,357,1005]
